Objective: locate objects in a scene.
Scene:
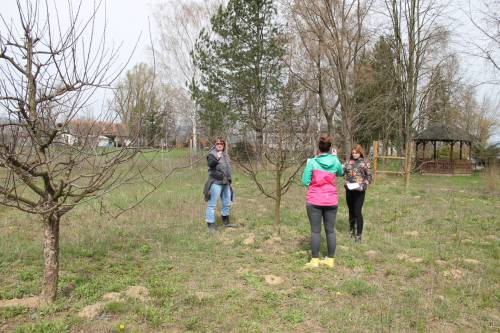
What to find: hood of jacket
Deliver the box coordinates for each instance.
[312,153,339,170]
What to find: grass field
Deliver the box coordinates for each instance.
[0,150,498,332]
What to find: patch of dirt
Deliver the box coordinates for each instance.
[102,292,121,302]
[236,267,250,276]
[264,235,282,246]
[396,253,423,263]
[427,321,458,333]
[364,250,378,259]
[408,257,424,263]
[404,230,419,237]
[242,234,255,245]
[485,235,497,241]
[463,258,480,265]
[125,286,150,302]
[435,259,447,266]
[443,269,464,279]
[0,296,40,308]
[77,285,150,320]
[194,291,212,301]
[263,275,283,285]
[396,253,409,260]
[78,302,105,320]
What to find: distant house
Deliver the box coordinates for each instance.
[64,120,130,147]
[0,118,130,148]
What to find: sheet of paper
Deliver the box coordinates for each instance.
[346,182,361,190]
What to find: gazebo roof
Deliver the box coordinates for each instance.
[415,123,473,142]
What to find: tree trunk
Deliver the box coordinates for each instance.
[325,113,334,137]
[274,169,281,227]
[404,139,412,188]
[191,104,198,154]
[41,213,60,303]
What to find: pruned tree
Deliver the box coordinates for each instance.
[238,76,310,226]
[0,0,170,303]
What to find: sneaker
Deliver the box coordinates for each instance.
[304,258,320,268]
[354,235,362,243]
[319,257,335,268]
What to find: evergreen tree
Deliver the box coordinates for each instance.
[354,37,400,150]
[191,0,285,149]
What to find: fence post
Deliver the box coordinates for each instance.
[373,141,379,184]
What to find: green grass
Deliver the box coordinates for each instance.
[0,151,499,332]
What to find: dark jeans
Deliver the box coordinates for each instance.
[346,189,366,236]
[306,204,338,258]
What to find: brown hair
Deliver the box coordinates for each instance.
[350,144,365,159]
[215,137,226,151]
[318,135,332,153]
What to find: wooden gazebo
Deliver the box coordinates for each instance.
[414,124,473,175]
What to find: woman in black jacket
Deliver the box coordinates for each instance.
[204,137,236,233]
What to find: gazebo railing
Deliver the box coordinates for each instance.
[416,158,472,175]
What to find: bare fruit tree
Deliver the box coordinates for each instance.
[238,77,310,227]
[0,0,161,303]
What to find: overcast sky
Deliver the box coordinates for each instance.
[1,0,499,141]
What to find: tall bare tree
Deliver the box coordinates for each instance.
[465,0,500,73]
[112,63,173,147]
[288,0,372,158]
[384,0,446,186]
[0,0,167,303]
[154,0,221,152]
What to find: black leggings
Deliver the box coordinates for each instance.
[306,204,338,258]
[346,190,366,236]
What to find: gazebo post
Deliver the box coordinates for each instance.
[433,141,437,171]
[423,142,426,159]
[459,141,463,160]
[415,141,419,162]
[450,141,454,161]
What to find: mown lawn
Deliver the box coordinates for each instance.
[0,153,498,332]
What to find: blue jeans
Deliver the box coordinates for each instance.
[205,183,231,224]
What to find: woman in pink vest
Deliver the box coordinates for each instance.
[301,136,344,268]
